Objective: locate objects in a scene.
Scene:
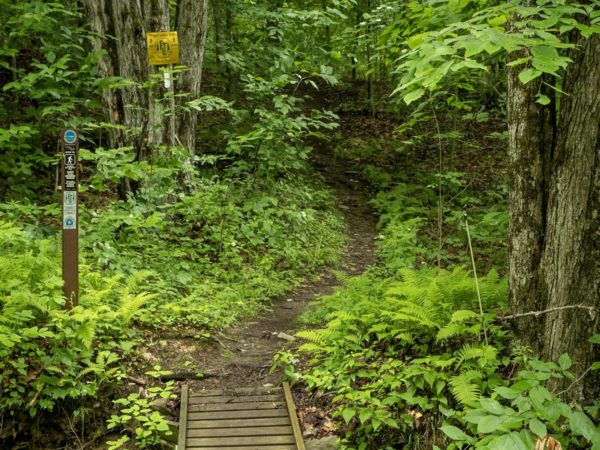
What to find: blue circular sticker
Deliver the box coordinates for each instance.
[64,129,77,144]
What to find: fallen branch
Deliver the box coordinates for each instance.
[126,375,147,386]
[501,305,597,320]
[159,371,222,381]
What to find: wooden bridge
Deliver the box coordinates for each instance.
[178,383,306,450]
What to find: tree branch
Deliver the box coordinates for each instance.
[501,305,597,320]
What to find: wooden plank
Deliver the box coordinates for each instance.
[178,385,189,450]
[189,408,288,421]
[187,417,291,429]
[187,425,293,438]
[283,383,306,450]
[189,401,285,412]
[187,446,295,450]
[191,387,282,397]
[187,435,296,447]
[188,394,282,404]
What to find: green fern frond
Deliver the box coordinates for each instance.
[450,370,482,406]
[457,344,498,364]
[436,323,467,342]
[296,329,328,344]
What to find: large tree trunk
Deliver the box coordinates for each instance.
[175,0,208,157]
[540,33,600,400]
[508,34,600,402]
[144,0,173,152]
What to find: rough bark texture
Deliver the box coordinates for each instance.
[81,0,124,149]
[507,50,553,353]
[144,0,173,151]
[540,33,600,399]
[176,0,208,156]
[508,35,600,401]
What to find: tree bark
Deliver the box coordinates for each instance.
[144,0,173,152]
[540,33,600,400]
[175,0,208,158]
[508,34,600,401]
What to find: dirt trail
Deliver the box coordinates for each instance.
[144,147,377,445]
[182,148,376,391]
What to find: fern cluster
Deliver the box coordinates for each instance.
[0,221,150,416]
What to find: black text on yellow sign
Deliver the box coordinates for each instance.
[147,32,180,66]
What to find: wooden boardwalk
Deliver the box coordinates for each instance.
[178,383,306,450]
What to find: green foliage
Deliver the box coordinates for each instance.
[107,367,176,449]
[394,0,600,105]
[440,355,600,449]
[287,266,507,448]
[0,221,148,416]
[0,0,101,198]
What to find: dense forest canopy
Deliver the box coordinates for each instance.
[0,0,598,449]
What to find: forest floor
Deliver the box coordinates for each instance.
[135,143,379,447]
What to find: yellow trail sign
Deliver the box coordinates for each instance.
[147,32,180,66]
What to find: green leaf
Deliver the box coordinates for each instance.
[342,406,356,423]
[440,425,470,441]
[536,94,551,105]
[488,15,508,26]
[480,398,505,415]
[495,387,520,400]
[358,408,372,424]
[589,334,600,345]
[518,68,542,85]
[571,411,598,441]
[478,415,507,434]
[404,89,425,105]
[558,353,572,370]
[529,418,547,439]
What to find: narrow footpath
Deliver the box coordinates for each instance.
[154,147,378,447]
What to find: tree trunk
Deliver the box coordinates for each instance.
[81,0,125,150]
[508,34,600,402]
[175,0,208,158]
[112,1,149,162]
[144,0,173,152]
[540,33,600,400]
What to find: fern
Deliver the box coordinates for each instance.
[450,370,483,406]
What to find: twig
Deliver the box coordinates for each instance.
[501,305,597,320]
[464,215,489,346]
[557,366,593,397]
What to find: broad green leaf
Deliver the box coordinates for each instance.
[342,406,356,423]
[478,415,506,434]
[488,15,507,26]
[518,68,542,85]
[440,425,470,441]
[358,408,372,424]
[404,89,425,105]
[480,398,505,415]
[529,418,547,438]
[571,411,598,441]
[558,353,572,370]
[536,94,551,105]
[495,387,520,400]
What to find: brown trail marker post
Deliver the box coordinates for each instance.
[61,129,79,309]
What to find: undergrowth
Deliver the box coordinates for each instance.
[280,148,600,449]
